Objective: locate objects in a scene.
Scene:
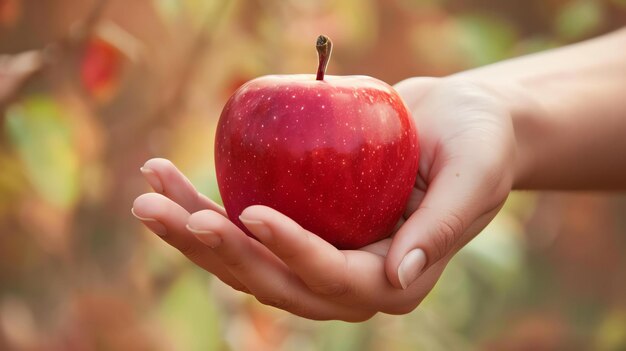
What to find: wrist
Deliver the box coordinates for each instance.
[495,82,546,190]
[464,79,546,190]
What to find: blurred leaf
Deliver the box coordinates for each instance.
[555,0,604,40]
[461,212,526,291]
[456,13,517,66]
[369,312,471,351]
[154,0,228,29]
[424,207,528,337]
[317,320,369,351]
[422,263,474,330]
[594,310,626,351]
[155,269,224,351]
[154,0,182,22]
[5,96,79,208]
[333,0,378,51]
[80,37,123,103]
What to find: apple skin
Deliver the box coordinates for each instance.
[215,74,419,249]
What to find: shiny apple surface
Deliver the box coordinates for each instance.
[215,74,419,249]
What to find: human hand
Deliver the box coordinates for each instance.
[384,77,517,289]
[131,78,517,321]
[131,158,444,321]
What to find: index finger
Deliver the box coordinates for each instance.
[141,158,226,216]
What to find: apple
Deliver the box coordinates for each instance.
[215,35,419,249]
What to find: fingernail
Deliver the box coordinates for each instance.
[186,224,221,248]
[131,208,167,236]
[140,167,164,193]
[398,249,427,289]
[239,216,271,242]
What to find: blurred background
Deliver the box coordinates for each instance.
[1,0,626,350]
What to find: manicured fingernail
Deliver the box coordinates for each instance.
[131,208,167,236]
[140,167,164,193]
[239,216,271,242]
[398,249,427,289]
[186,224,221,248]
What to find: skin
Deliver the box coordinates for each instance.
[132,28,626,321]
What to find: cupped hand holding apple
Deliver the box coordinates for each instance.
[131,37,516,321]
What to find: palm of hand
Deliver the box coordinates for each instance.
[132,78,515,321]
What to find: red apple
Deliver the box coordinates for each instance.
[215,36,419,249]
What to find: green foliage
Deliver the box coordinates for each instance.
[456,13,517,66]
[155,270,225,351]
[555,0,604,40]
[154,0,232,29]
[317,320,371,351]
[594,310,626,351]
[5,96,79,209]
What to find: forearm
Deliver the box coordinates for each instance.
[454,28,626,190]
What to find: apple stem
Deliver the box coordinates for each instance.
[316,35,332,81]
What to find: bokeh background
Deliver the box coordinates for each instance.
[1,0,626,350]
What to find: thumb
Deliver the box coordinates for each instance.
[385,163,504,290]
